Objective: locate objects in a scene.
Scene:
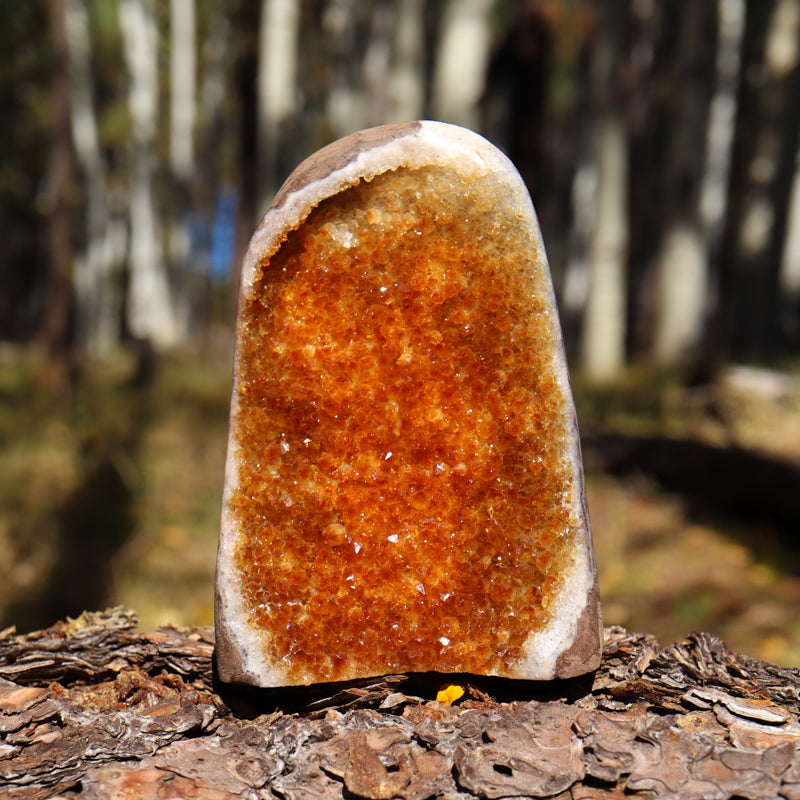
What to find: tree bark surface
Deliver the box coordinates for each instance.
[3,608,800,799]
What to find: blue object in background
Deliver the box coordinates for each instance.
[209,187,238,284]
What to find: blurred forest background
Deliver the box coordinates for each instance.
[4,0,800,666]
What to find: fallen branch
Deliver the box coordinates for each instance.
[2,608,800,799]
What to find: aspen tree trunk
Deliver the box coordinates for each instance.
[65,0,117,356]
[120,0,177,349]
[700,0,745,252]
[561,161,596,339]
[43,0,75,359]
[780,145,800,342]
[431,0,495,130]
[653,2,717,364]
[363,2,394,126]
[653,226,707,363]
[778,3,800,343]
[718,0,800,358]
[389,0,425,123]
[323,0,368,140]
[198,0,229,154]
[257,0,301,214]
[581,0,628,382]
[362,0,425,126]
[170,0,195,182]
[169,0,196,343]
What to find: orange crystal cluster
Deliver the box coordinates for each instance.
[228,166,578,682]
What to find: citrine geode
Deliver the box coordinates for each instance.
[215,121,601,687]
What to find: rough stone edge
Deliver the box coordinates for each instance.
[553,436,602,679]
[554,577,603,677]
[215,120,601,687]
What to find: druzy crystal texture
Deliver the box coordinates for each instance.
[215,121,601,687]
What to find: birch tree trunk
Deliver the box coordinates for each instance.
[362,0,425,127]
[431,0,495,130]
[653,226,707,363]
[778,4,800,344]
[718,0,800,358]
[257,0,301,214]
[362,1,393,126]
[653,2,717,364]
[581,0,629,382]
[389,0,425,123]
[169,0,195,182]
[168,0,196,343]
[780,142,800,342]
[323,0,368,140]
[66,0,117,357]
[561,160,596,343]
[120,0,177,349]
[700,0,746,253]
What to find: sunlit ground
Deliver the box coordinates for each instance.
[3,347,800,666]
[590,473,800,666]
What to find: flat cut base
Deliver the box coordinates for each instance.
[215,122,601,687]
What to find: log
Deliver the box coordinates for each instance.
[2,608,800,799]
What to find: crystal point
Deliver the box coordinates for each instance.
[215,121,601,687]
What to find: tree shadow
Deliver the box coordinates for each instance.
[6,456,137,633]
[41,456,134,625]
[582,429,800,571]
[5,347,155,633]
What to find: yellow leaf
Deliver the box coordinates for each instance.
[436,684,465,705]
